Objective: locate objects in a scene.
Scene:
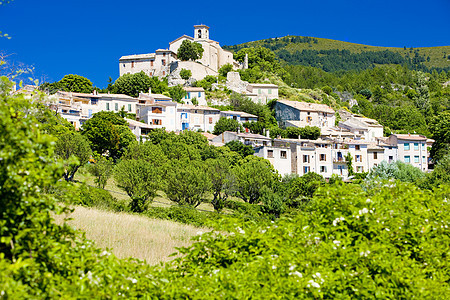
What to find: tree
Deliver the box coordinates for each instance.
[225,140,254,158]
[345,152,355,177]
[168,85,186,103]
[218,63,233,77]
[81,111,136,160]
[58,74,93,93]
[422,154,450,188]
[180,69,192,80]
[164,160,210,207]
[234,47,281,73]
[365,160,425,184]
[177,40,204,61]
[55,132,92,181]
[414,71,430,111]
[87,154,114,189]
[111,71,151,97]
[205,158,235,211]
[429,111,450,162]
[259,186,286,219]
[288,172,325,200]
[213,117,243,135]
[233,156,278,204]
[114,159,160,212]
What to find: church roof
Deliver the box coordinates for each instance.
[169,34,194,45]
[194,24,210,29]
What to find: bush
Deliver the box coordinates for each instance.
[76,184,128,212]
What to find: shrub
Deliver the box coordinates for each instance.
[76,184,128,212]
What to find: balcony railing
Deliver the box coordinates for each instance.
[333,157,346,163]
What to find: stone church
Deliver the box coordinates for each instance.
[119,25,243,82]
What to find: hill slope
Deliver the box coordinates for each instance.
[224,36,450,72]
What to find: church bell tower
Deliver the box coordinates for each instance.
[194,25,209,40]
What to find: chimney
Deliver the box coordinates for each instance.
[266,129,270,138]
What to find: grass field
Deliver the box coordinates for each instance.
[53,206,205,265]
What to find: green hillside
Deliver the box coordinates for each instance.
[224,36,450,72]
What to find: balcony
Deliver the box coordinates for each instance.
[333,157,347,163]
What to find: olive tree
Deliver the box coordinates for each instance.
[114,159,160,212]
[164,160,210,207]
[55,132,92,181]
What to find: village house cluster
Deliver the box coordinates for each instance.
[40,24,434,180]
[47,86,433,180]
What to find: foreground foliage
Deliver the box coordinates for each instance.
[1,80,449,298]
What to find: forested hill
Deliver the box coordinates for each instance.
[223,36,450,72]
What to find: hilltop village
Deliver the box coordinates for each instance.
[40,25,433,179]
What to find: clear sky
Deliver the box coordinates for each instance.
[1,0,449,88]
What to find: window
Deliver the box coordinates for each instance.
[304,166,310,174]
[414,143,419,150]
[268,89,272,94]
[188,92,191,99]
[303,155,310,163]
[131,61,134,68]
[320,154,326,161]
[405,156,410,163]
[320,166,327,173]
[88,109,92,118]
[163,53,166,57]
[357,166,364,172]
[150,61,154,67]
[162,71,165,76]
[106,103,110,111]
[355,145,360,150]
[152,107,162,114]
[128,104,132,112]
[414,156,419,163]
[258,89,261,94]
[123,63,125,68]
[209,117,213,124]
[374,152,378,159]
[162,59,166,66]
[198,92,202,98]
[115,103,118,111]
[389,156,393,163]
[280,151,287,159]
[267,150,274,158]
[404,143,410,151]
[423,156,426,162]
[152,119,162,125]
[355,155,362,162]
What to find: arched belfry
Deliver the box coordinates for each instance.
[194,25,209,40]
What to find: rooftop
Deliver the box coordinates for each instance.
[393,134,428,141]
[277,100,335,114]
[220,110,258,118]
[178,104,220,111]
[248,83,278,88]
[125,118,153,129]
[183,87,205,92]
[119,53,155,60]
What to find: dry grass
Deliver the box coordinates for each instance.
[54,206,205,265]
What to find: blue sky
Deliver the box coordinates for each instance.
[1,0,449,87]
